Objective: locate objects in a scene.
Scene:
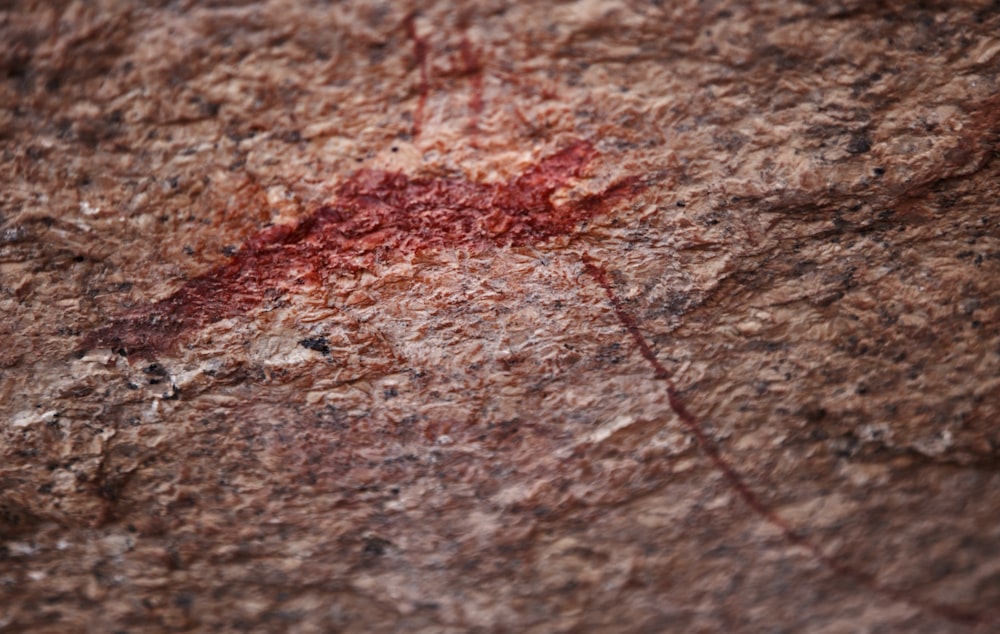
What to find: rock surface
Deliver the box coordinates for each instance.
[2,1,999,632]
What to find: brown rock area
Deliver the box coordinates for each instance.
[2,1,999,631]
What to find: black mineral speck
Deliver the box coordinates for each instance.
[299,337,330,355]
[144,364,168,377]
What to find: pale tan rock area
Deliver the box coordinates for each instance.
[2,1,1000,631]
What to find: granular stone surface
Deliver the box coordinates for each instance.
[2,1,999,632]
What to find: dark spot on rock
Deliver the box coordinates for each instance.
[792,260,818,277]
[363,537,391,557]
[200,101,221,117]
[847,133,872,155]
[803,404,827,423]
[144,363,168,377]
[299,337,330,355]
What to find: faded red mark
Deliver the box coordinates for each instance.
[459,37,484,136]
[405,15,486,140]
[84,141,642,358]
[405,13,430,138]
[582,256,990,627]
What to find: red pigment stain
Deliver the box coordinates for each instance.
[582,256,989,627]
[84,141,643,358]
[406,17,484,139]
[459,37,485,136]
[405,13,430,138]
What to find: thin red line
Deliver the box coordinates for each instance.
[581,253,987,627]
[405,13,430,138]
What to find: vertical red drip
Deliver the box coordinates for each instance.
[581,254,986,627]
[460,37,484,137]
[405,13,430,138]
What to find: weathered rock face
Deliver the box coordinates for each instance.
[2,1,999,631]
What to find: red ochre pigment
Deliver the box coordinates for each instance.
[81,136,993,626]
[84,141,643,357]
[459,37,485,136]
[583,257,990,627]
[405,12,430,138]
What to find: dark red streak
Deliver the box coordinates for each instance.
[582,256,989,626]
[84,141,643,358]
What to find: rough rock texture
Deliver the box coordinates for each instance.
[2,1,1000,632]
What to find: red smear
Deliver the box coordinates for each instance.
[405,13,430,138]
[459,37,484,136]
[84,141,643,358]
[581,256,990,627]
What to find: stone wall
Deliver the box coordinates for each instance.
[2,1,999,631]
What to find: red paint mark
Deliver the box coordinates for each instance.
[582,256,989,627]
[405,17,485,140]
[459,37,484,136]
[84,141,643,358]
[406,13,430,138]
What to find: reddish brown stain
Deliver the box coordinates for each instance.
[406,17,485,139]
[84,141,643,358]
[459,37,485,136]
[405,13,430,138]
[582,256,989,627]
